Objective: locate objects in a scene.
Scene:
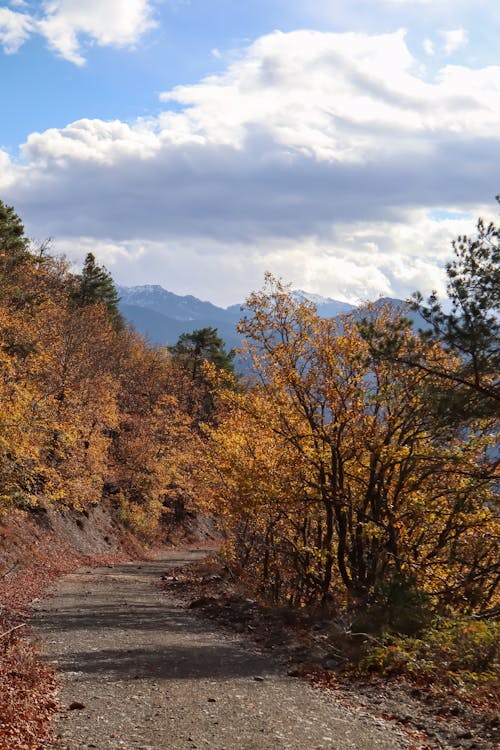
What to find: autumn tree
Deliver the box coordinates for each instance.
[0,204,52,506]
[34,300,120,507]
[107,331,198,532]
[0,302,45,508]
[202,275,499,613]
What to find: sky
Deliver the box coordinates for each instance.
[1,1,500,307]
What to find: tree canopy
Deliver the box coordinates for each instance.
[200,275,499,613]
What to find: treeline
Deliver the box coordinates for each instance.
[0,200,206,532]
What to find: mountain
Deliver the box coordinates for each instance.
[116,285,229,323]
[117,285,426,354]
[354,297,430,331]
[292,290,355,318]
[225,291,355,323]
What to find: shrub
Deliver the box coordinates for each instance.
[360,616,500,693]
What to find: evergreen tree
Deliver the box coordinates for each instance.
[169,327,234,382]
[169,327,235,423]
[0,200,33,296]
[0,200,30,265]
[360,201,499,420]
[71,252,123,330]
[411,213,499,406]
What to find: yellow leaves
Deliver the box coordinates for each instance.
[0,223,211,537]
[202,277,500,608]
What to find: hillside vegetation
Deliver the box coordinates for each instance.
[0,202,206,536]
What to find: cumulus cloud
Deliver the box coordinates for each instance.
[0,0,156,64]
[52,213,470,307]
[0,149,19,190]
[5,29,500,304]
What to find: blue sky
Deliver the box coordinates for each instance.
[1,1,500,305]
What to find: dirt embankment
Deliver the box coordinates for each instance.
[0,503,139,581]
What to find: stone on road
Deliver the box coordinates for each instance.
[32,551,411,750]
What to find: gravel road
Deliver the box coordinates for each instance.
[31,550,413,750]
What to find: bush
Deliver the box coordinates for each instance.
[113,493,162,535]
[360,616,500,693]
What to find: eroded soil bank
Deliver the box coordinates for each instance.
[31,550,414,750]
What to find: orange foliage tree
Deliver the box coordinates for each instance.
[202,276,499,612]
[106,333,198,532]
[0,200,201,534]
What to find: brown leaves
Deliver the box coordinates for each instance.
[0,611,57,750]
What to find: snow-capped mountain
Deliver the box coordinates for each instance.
[116,285,228,323]
[291,290,355,318]
[116,284,423,353]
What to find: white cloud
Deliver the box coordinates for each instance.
[22,118,160,165]
[439,28,468,56]
[0,149,19,190]
[51,212,473,307]
[423,38,434,56]
[0,7,34,53]
[5,29,500,305]
[0,0,157,64]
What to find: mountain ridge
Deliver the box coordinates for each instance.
[117,284,425,350]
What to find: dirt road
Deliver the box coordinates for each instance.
[31,550,413,750]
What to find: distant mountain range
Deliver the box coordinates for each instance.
[117,284,427,354]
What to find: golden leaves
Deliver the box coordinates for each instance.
[203,276,499,610]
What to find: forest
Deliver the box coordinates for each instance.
[0,198,498,692]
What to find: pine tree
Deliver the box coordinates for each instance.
[0,200,30,267]
[411,209,499,411]
[71,252,123,330]
[169,327,235,423]
[0,201,33,301]
[169,327,234,381]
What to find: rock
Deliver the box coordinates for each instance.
[322,656,340,670]
[189,596,217,609]
[68,701,85,710]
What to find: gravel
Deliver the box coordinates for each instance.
[31,550,416,750]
